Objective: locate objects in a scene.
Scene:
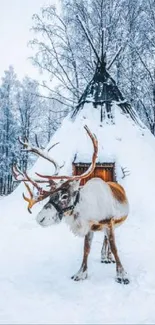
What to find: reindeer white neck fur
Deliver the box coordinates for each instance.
[64,178,129,237]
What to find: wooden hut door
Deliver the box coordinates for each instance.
[72,163,115,186]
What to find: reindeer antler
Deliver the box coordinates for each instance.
[35,134,60,153]
[22,181,56,214]
[36,125,98,182]
[12,164,56,213]
[18,137,60,175]
[15,126,98,213]
[12,136,62,212]
[12,165,49,183]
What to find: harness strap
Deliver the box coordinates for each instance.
[50,201,64,220]
[50,191,80,219]
[61,190,80,216]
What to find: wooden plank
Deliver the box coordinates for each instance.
[73,163,115,185]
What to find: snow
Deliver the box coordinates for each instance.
[0,102,155,323]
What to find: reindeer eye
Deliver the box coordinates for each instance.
[62,194,68,200]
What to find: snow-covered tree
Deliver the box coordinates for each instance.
[0,66,19,194]
[0,69,63,195]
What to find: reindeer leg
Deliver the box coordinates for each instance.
[71,231,94,281]
[101,234,115,264]
[107,223,129,284]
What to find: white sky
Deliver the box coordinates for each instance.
[0,0,55,82]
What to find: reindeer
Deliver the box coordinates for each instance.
[13,126,130,284]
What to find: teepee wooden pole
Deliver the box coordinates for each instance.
[76,14,101,64]
[107,47,122,70]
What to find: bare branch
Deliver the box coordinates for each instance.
[135,50,154,84]
[121,167,130,179]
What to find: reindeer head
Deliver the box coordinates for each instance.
[13,125,98,227]
[36,180,80,227]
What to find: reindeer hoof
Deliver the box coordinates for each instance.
[71,270,87,281]
[116,277,130,285]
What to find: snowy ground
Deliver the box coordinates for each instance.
[0,187,155,324]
